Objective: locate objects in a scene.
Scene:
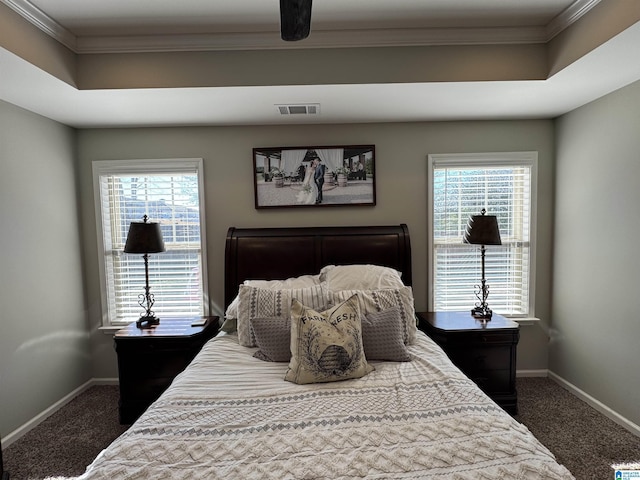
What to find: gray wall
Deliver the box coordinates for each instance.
[77,120,556,378]
[552,79,640,427]
[0,101,90,438]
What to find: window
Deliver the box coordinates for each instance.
[428,152,537,318]
[93,159,208,326]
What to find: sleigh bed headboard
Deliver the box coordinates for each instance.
[224,224,412,309]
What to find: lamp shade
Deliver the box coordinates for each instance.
[463,209,502,246]
[124,217,165,254]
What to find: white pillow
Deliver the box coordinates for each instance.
[329,286,417,345]
[246,274,321,289]
[236,283,329,347]
[320,264,405,291]
[225,274,322,320]
[224,296,241,321]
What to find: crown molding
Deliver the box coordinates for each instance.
[2,0,601,54]
[546,0,602,40]
[75,26,548,54]
[1,0,76,50]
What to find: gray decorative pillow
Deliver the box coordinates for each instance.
[251,317,291,362]
[236,283,328,347]
[225,275,322,320]
[285,295,374,385]
[362,307,411,362]
[330,287,417,345]
[250,307,411,363]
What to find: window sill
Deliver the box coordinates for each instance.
[99,325,127,335]
[508,317,540,326]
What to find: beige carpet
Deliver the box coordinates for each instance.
[3,378,640,479]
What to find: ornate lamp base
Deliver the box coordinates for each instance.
[472,272,493,320]
[471,305,493,319]
[136,315,160,329]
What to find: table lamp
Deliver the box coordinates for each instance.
[124,215,165,328]
[463,208,502,320]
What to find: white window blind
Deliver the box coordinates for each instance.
[93,159,207,325]
[428,153,537,317]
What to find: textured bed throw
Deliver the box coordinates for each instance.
[78,332,574,479]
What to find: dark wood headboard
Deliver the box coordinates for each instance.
[224,224,412,309]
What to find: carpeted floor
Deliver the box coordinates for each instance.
[3,385,127,480]
[3,378,640,479]
[514,378,640,479]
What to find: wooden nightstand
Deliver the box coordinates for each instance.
[114,316,219,424]
[416,311,519,414]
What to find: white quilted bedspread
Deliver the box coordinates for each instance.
[81,332,574,479]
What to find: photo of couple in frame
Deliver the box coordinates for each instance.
[253,145,376,209]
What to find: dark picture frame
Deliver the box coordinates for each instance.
[253,145,376,209]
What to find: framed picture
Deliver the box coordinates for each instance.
[253,145,376,209]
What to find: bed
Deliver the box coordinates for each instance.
[81,224,573,479]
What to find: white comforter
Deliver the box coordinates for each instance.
[81,332,574,479]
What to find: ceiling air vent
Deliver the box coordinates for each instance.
[276,104,320,115]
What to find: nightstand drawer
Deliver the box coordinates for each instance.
[121,351,195,379]
[447,346,512,372]
[465,333,515,344]
[467,369,512,394]
[120,376,172,400]
[129,337,205,352]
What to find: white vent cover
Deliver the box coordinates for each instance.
[276,104,320,115]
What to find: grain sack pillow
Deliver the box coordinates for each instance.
[236,283,328,347]
[251,316,291,362]
[330,286,417,345]
[285,295,374,385]
[361,307,411,361]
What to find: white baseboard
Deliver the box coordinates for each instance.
[548,371,640,438]
[2,378,119,447]
[516,369,549,377]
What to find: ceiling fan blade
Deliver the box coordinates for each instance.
[280,0,313,41]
